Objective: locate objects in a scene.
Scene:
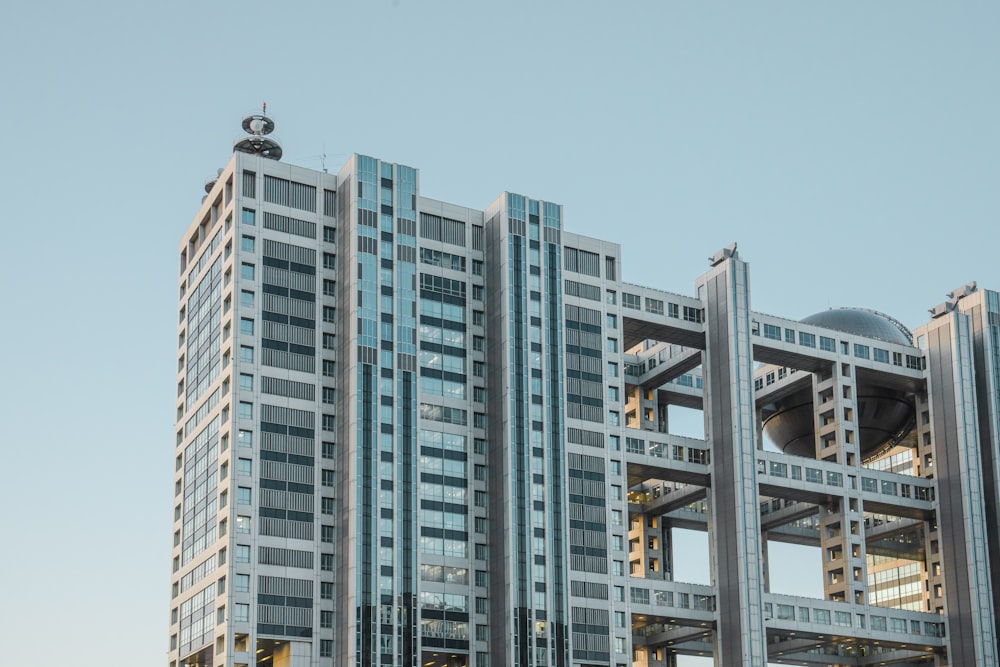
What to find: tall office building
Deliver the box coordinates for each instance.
[169,114,1000,667]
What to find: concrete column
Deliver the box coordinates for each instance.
[919,312,998,666]
[629,514,665,581]
[273,640,312,667]
[760,531,770,593]
[663,525,674,583]
[814,360,869,608]
[697,253,767,666]
[915,392,945,617]
[957,290,1000,645]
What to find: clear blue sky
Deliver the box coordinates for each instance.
[1,2,997,666]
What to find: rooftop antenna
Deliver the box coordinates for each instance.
[234,101,282,160]
[708,242,738,266]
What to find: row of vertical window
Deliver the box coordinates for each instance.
[757,322,924,369]
[621,291,702,323]
[178,581,215,656]
[262,175,317,213]
[420,273,467,298]
[564,279,601,301]
[179,554,216,594]
[420,247,465,271]
[185,258,223,406]
[419,213,467,247]
[185,229,223,283]
[181,416,220,566]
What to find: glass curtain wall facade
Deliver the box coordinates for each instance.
[484,194,569,667]
[170,131,1000,667]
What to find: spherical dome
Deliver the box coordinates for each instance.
[800,308,912,346]
[763,307,916,460]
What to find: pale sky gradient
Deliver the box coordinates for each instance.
[1,2,997,666]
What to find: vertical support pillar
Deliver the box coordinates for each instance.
[814,358,869,608]
[919,312,998,666]
[639,387,658,432]
[628,511,646,578]
[626,386,641,430]
[273,641,312,667]
[814,367,848,604]
[760,532,770,594]
[958,290,1000,645]
[629,513,664,580]
[914,392,945,617]
[663,524,674,583]
[698,252,767,666]
[645,517,665,581]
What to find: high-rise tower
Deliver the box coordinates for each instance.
[169,116,999,667]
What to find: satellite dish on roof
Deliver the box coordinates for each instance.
[241,113,275,136]
[234,104,281,160]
